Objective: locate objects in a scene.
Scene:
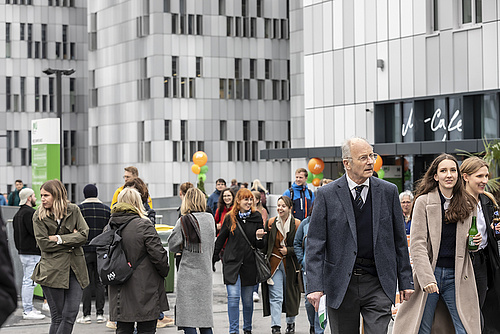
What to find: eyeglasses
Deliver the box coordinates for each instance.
[346,153,378,163]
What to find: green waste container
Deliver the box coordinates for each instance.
[156,224,175,293]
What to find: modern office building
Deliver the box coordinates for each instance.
[266,0,500,192]
[88,0,291,201]
[0,0,88,202]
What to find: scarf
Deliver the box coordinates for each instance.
[181,213,202,253]
[238,210,251,220]
[275,214,292,248]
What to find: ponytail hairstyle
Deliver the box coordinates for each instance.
[228,188,256,233]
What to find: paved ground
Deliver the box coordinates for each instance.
[0,262,331,334]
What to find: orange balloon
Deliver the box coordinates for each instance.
[308,158,325,175]
[192,151,208,167]
[374,155,383,172]
[191,164,201,174]
[312,178,321,187]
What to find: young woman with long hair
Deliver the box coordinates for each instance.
[261,196,301,334]
[393,154,481,333]
[215,188,235,235]
[32,179,89,334]
[460,156,500,332]
[168,188,216,334]
[213,188,266,334]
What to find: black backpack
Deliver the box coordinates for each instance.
[89,217,147,285]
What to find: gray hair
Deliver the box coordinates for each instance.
[399,190,414,202]
[341,137,371,159]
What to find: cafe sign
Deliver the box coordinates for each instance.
[402,108,463,141]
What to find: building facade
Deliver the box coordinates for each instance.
[0,0,88,202]
[88,0,291,202]
[270,0,500,191]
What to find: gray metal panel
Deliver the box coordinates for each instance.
[268,149,289,159]
[289,148,309,158]
[446,140,477,154]
[421,141,446,154]
[373,143,396,155]
[260,149,269,160]
[309,146,339,159]
[395,142,421,155]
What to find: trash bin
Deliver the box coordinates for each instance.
[155,224,175,293]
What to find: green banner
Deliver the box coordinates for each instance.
[31,119,60,207]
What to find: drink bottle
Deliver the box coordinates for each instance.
[468,216,478,251]
[493,206,500,235]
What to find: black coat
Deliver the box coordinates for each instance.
[13,205,39,255]
[479,194,500,334]
[0,209,17,326]
[107,209,170,322]
[214,211,264,286]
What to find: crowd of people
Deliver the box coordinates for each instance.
[1,136,500,334]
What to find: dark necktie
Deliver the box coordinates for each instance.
[354,185,365,210]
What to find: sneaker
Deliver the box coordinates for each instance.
[96,315,106,323]
[157,316,175,328]
[42,302,50,311]
[105,320,117,329]
[76,315,91,324]
[32,307,42,314]
[253,291,260,302]
[23,310,46,320]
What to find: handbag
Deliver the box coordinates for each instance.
[236,222,271,283]
[293,260,305,293]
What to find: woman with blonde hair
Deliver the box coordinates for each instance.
[32,179,89,334]
[106,187,170,333]
[393,154,481,333]
[251,179,269,209]
[213,188,266,334]
[168,188,216,333]
[460,156,500,332]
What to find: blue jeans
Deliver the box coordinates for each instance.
[418,267,466,334]
[303,270,324,333]
[43,270,83,334]
[268,261,296,328]
[19,254,41,313]
[226,275,254,333]
[182,328,213,334]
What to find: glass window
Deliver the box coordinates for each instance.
[228,141,234,161]
[235,17,241,37]
[257,0,262,17]
[281,80,288,100]
[196,57,202,77]
[164,0,170,12]
[242,0,247,16]
[220,120,227,140]
[448,97,463,141]
[243,121,250,140]
[244,141,251,161]
[172,56,178,77]
[180,77,186,98]
[196,15,203,35]
[273,80,279,100]
[164,77,170,97]
[244,79,250,99]
[482,93,498,138]
[180,14,186,34]
[35,41,40,58]
[265,59,271,79]
[258,80,265,99]
[250,59,256,78]
[235,58,241,79]
[227,79,233,99]
[273,19,280,39]
[226,17,232,36]
[35,77,40,112]
[250,18,256,38]
[165,120,171,140]
[181,120,187,141]
[20,77,25,111]
[173,141,179,161]
[172,14,178,34]
[172,77,178,97]
[70,78,76,112]
[237,141,243,161]
[462,0,482,24]
[189,78,195,98]
[243,18,249,37]
[252,141,258,161]
[20,23,25,40]
[188,14,194,34]
[220,79,226,99]
[219,0,225,15]
[258,121,265,140]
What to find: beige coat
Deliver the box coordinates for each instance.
[393,189,480,333]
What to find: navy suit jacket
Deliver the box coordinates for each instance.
[305,175,413,309]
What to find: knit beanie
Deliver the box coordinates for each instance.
[83,184,98,199]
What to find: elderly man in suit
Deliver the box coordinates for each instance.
[306,137,414,334]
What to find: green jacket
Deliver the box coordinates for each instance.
[32,203,90,289]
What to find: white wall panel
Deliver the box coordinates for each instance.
[365,0,377,44]
[354,104,367,139]
[333,106,345,145]
[365,44,377,102]
[453,31,468,92]
[313,53,324,107]
[304,55,315,109]
[324,107,334,146]
[344,48,355,104]
[353,0,365,45]
[400,0,413,37]
[313,4,324,54]
[354,46,366,103]
[333,50,344,105]
[343,0,354,47]
[344,105,356,139]
[323,51,334,107]
[438,0,454,30]
[323,1,333,51]
[483,0,497,23]
[439,31,454,94]
[426,36,440,95]
[388,39,401,99]
[388,0,400,40]
[468,29,483,92]
[303,5,313,55]
[413,35,426,97]
[377,41,388,101]
[304,108,315,147]
[413,0,427,35]
[315,107,325,146]
[333,0,343,49]
[377,0,388,41]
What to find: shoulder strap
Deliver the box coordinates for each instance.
[236,222,256,251]
[294,218,301,230]
[289,187,294,200]
[115,216,148,268]
[308,188,312,198]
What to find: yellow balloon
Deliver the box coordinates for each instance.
[191,164,201,175]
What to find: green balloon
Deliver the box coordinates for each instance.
[307,173,314,183]
[377,169,385,179]
[198,173,207,182]
[314,172,324,180]
[200,165,209,174]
